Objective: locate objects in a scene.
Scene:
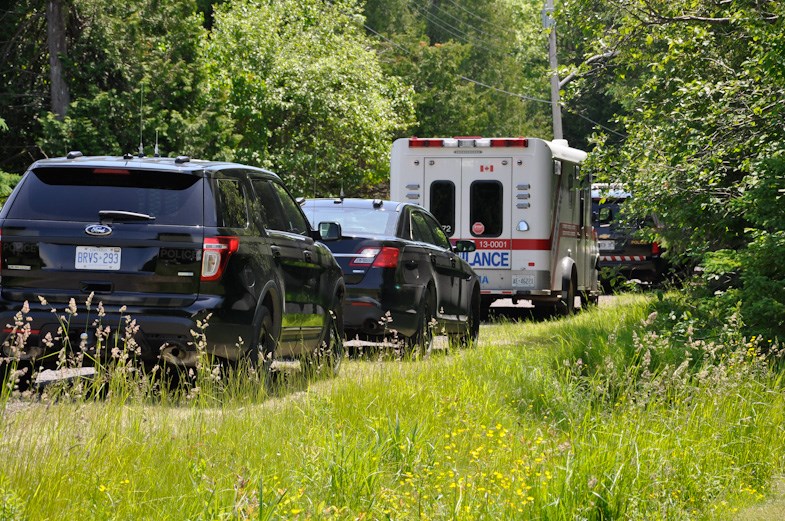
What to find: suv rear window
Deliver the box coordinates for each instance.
[6,167,203,225]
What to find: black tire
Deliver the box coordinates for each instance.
[302,295,345,380]
[558,276,577,316]
[451,288,480,349]
[408,289,435,357]
[248,305,276,389]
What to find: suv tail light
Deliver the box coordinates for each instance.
[350,247,400,268]
[651,242,661,256]
[201,236,239,281]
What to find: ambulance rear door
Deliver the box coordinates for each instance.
[459,156,512,290]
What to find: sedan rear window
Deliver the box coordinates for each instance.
[304,205,398,236]
[5,167,203,225]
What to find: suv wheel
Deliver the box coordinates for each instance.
[248,305,275,388]
[302,293,345,380]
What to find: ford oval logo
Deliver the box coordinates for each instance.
[85,224,113,236]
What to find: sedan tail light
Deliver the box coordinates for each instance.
[350,246,400,268]
[201,236,239,281]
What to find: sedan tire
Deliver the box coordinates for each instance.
[408,290,435,357]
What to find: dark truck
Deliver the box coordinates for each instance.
[591,184,665,286]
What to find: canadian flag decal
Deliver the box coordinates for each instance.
[480,165,494,173]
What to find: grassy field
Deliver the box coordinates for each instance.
[1,295,784,520]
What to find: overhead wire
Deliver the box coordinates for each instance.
[363,16,626,139]
[407,1,506,56]
[408,2,472,45]
[426,1,511,45]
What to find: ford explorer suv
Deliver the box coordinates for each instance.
[0,153,344,388]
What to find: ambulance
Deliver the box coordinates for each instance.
[390,136,600,314]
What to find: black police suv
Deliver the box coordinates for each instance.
[302,198,480,351]
[0,153,345,383]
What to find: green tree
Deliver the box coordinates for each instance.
[0,118,22,202]
[0,0,51,173]
[362,0,553,139]
[203,0,414,196]
[36,0,219,159]
[562,0,785,336]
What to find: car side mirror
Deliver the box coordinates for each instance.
[317,221,342,241]
[452,240,476,253]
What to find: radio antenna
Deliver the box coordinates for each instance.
[138,83,145,157]
[154,130,159,157]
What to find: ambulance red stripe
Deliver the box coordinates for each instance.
[454,239,552,250]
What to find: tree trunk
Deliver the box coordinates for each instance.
[47,0,69,119]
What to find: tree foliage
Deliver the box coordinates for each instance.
[37,0,214,158]
[202,0,414,196]
[362,0,554,139]
[561,0,785,336]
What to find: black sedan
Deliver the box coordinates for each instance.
[302,198,480,351]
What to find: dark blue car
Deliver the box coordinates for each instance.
[302,198,480,352]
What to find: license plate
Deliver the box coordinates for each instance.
[599,240,615,251]
[512,274,536,288]
[75,246,121,271]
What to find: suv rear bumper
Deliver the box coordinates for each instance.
[0,296,254,367]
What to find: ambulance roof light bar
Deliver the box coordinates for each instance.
[408,138,444,148]
[408,137,528,148]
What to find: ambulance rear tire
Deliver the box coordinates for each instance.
[558,276,577,316]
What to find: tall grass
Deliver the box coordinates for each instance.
[1,295,784,519]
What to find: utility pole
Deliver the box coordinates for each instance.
[47,0,70,120]
[542,0,563,140]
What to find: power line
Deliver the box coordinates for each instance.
[409,2,472,45]
[458,76,551,105]
[427,2,510,44]
[408,1,504,56]
[462,76,627,137]
[363,24,626,139]
[363,24,415,56]
[441,0,491,26]
[563,107,628,138]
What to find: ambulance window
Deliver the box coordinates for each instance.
[430,181,455,236]
[470,181,503,237]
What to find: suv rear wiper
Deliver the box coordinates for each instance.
[99,210,156,222]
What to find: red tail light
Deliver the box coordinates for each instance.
[201,236,239,281]
[409,138,444,148]
[93,168,131,175]
[651,242,661,255]
[350,247,400,268]
[490,138,528,147]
